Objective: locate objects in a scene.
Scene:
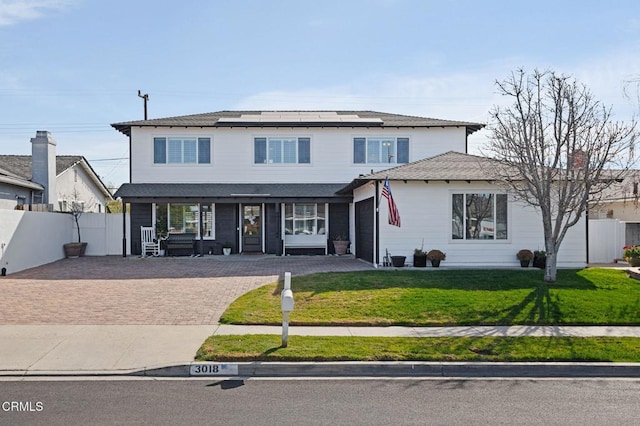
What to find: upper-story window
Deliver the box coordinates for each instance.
[353,137,409,164]
[254,137,311,164]
[154,137,211,164]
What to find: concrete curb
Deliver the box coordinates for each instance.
[4,362,640,378]
[155,361,640,378]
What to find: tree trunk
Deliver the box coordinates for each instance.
[544,250,557,283]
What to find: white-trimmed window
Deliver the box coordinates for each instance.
[154,203,215,239]
[254,137,311,164]
[284,203,326,235]
[154,137,211,164]
[353,137,409,164]
[452,193,507,240]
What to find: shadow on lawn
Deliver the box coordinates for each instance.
[498,283,562,324]
[275,269,600,296]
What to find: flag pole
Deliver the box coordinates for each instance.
[375,179,380,266]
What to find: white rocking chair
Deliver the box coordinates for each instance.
[141,226,160,257]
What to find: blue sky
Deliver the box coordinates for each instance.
[1,0,639,189]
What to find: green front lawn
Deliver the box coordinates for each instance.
[220,268,640,326]
[196,335,640,362]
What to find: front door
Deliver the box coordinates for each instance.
[242,204,262,253]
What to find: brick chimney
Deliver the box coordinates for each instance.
[30,130,57,206]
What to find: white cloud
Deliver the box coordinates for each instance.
[234,46,640,157]
[0,0,75,26]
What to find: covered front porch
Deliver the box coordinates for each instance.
[114,183,353,257]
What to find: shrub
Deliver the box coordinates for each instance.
[426,249,446,261]
[516,249,534,261]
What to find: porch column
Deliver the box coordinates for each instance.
[121,201,127,257]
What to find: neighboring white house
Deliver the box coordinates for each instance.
[0,131,113,212]
[112,110,586,267]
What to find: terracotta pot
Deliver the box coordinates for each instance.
[333,240,349,255]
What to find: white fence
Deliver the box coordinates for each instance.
[588,219,626,263]
[0,210,130,274]
[0,211,632,274]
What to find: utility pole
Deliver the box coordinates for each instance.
[137,90,149,120]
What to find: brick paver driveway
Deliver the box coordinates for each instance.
[0,256,373,325]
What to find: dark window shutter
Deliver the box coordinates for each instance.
[397,138,409,163]
[198,138,211,164]
[154,138,166,164]
[298,138,310,163]
[254,138,267,163]
[353,138,366,163]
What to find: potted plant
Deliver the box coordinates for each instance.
[516,249,534,267]
[623,245,640,267]
[533,250,546,269]
[426,249,446,267]
[63,193,89,258]
[390,254,406,267]
[222,241,233,256]
[332,234,349,255]
[413,247,427,268]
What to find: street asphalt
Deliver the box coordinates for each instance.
[1,256,639,379]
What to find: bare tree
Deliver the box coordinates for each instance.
[66,187,96,243]
[486,69,637,282]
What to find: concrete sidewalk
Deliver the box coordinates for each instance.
[2,324,640,377]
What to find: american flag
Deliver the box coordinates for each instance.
[382,177,401,227]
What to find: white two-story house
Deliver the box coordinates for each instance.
[112,110,586,267]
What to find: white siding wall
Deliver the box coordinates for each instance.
[591,201,640,222]
[57,165,107,213]
[130,126,468,184]
[361,181,586,267]
[0,210,129,274]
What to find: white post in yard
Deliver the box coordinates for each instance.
[281,272,294,348]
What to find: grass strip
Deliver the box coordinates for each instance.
[196,335,640,363]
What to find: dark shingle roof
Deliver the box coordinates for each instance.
[114,183,351,202]
[0,155,113,199]
[0,155,84,180]
[0,166,44,190]
[112,110,484,136]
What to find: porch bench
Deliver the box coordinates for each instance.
[284,235,328,255]
[165,232,196,256]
